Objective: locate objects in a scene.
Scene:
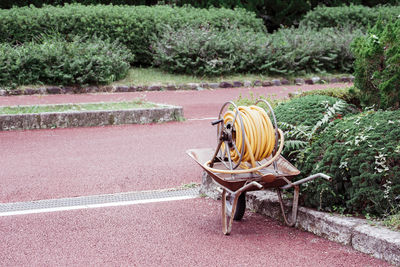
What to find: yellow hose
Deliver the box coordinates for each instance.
[203,105,284,174]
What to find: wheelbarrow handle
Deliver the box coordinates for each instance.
[280,173,331,190]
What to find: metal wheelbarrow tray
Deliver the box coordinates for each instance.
[187,148,330,235]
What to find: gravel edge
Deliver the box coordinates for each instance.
[0,76,354,96]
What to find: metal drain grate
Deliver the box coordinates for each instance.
[0,187,199,216]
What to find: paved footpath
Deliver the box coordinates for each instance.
[0,83,391,266]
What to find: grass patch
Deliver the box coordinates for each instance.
[0,100,157,115]
[383,212,400,231]
[112,67,350,86]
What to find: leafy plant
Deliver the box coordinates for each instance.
[297,110,400,217]
[351,18,400,110]
[274,95,356,161]
[153,25,362,76]
[300,4,400,31]
[261,26,362,75]
[0,4,265,65]
[152,25,266,75]
[0,36,133,87]
[288,86,362,107]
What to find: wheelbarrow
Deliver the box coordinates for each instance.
[187,99,331,235]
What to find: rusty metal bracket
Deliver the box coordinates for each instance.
[277,173,331,227]
[277,186,299,227]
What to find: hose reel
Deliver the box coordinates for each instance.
[204,99,284,175]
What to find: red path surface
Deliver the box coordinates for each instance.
[0,199,389,266]
[1,83,389,266]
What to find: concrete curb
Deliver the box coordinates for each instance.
[200,172,400,266]
[0,75,355,96]
[0,104,183,131]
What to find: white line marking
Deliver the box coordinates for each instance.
[0,195,197,217]
[188,117,217,121]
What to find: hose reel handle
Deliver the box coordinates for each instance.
[211,119,224,126]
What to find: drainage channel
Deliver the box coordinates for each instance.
[0,187,200,217]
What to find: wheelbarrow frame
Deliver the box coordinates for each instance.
[187,148,331,235]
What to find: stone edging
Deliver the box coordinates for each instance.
[200,172,400,266]
[0,76,354,96]
[0,104,183,131]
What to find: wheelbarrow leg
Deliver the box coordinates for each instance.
[221,189,240,235]
[277,185,300,227]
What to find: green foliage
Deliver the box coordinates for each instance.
[153,26,361,76]
[383,211,400,231]
[0,4,265,65]
[0,36,133,87]
[351,18,400,110]
[274,95,355,127]
[0,0,155,9]
[2,1,397,33]
[152,26,267,75]
[261,26,362,75]
[289,86,362,107]
[301,4,400,30]
[297,110,400,217]
[274,95,357,160]
[172,1,399,32]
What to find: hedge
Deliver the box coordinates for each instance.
[0,36,133,87]
[152,26,267,75]
[0,4,265,65]
[351,18,400,110]
[273,95,358,161]
[0,0,156,9]
[172,1,399,31]
[300,4,400,30]
[153,26,362,75]
[2,1,398,32]
[297,110,400,217]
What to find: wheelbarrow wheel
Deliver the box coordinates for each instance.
[233,192,246,221]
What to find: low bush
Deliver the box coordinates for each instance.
[0,4,265,65]
[0,0,155,9]
[152,26,267,75]
[153,26,362,76]
[289,86,362,107]
[297,110,400,217]
[172,1,398,32]
[0,36,133,87]
[275,95,355,127]
[273,95,358,161]
[300,4,400,30]
[351,18,400,110]
[261,26,362,75]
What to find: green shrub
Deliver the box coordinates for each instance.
[0,4,265,65]
[0,0,155,9]
[153,26,361,76]
[261,26,362,75]
[274,95,357,161]
[300,5,400,30]
[0,36,133,87]
[351,18,400,110]
[152,26,267,75]
[297,110,400,217]
[289,86,362,107]
[275,95,355,127]
[172,1,398,32]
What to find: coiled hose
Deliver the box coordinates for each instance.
[203,105,284,174]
